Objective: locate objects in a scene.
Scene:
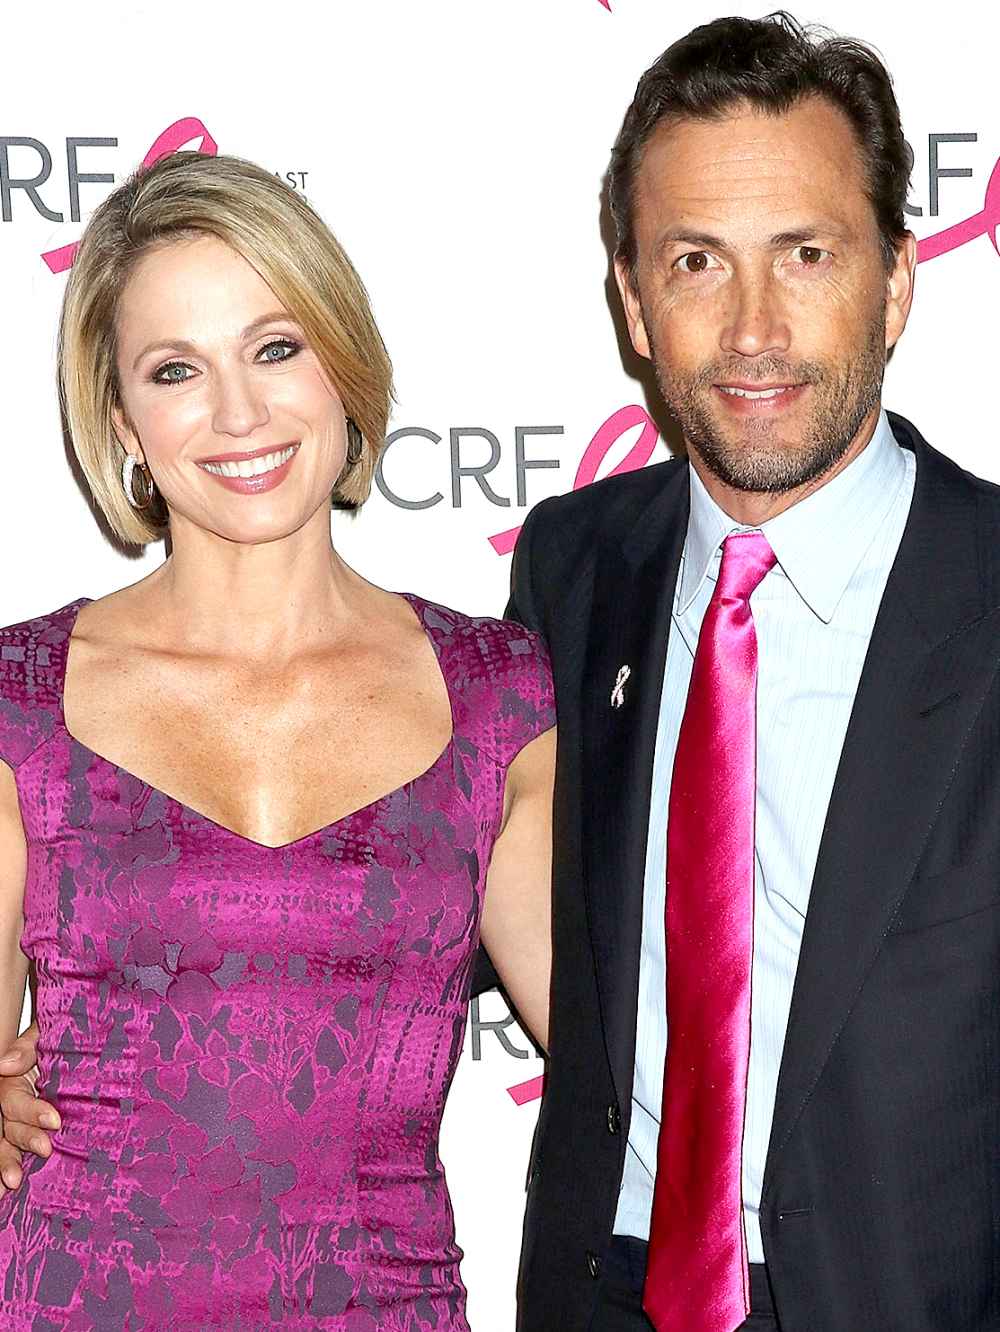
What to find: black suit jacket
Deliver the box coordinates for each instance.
[484,414,1000,1331]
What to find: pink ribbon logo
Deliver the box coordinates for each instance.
[508,1074,545,1105]
[40,117,218,275]
[489,403,661,556]
[916,151,1000,263]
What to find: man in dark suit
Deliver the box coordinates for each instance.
[2,14,998,1332]
[486,13,998,1332]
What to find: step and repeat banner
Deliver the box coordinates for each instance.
[2,1,996,1325]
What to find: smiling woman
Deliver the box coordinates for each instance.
[103,231,369,550]
[0,153,557,1329]
[60,153,392,545]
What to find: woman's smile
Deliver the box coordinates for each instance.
[196,441,300,492]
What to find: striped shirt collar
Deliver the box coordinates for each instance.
[677,410,907,624]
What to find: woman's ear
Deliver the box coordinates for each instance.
[111,406,144,465]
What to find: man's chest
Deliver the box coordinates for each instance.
[659,573,885,914]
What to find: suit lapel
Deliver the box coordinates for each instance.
[763,421,1000,1196]
[580,464,689,1107]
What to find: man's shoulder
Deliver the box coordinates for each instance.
[524,456,688,549]
[892,411,1000,512]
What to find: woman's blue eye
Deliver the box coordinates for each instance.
[153,362,193,385]
[151,339,299,385]
[258,339,299,363]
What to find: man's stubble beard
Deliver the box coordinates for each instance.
[650,310,887,495]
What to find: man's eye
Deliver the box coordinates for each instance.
[675,251,717,274]
[257,339,300,364]
[152,361,194,386]
[793,245,830,266]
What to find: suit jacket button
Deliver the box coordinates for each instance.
[607,1104,621,1135]
[586,1251,601,1278]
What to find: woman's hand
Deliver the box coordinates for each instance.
[480,728,556,1052]
[0,761,55,1193]
[0,1023,59,1191]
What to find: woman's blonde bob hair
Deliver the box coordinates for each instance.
[59,152,393,546]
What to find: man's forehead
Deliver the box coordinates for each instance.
[634,97,867,217]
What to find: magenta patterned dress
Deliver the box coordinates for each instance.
[0,594,554,1331]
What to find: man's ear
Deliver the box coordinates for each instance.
[885,232,917,353]
[613,257,652,361]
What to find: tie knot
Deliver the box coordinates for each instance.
[716,531,776,603]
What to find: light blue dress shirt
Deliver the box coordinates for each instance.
[613,411,916,1263]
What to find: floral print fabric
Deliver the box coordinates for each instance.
[0,594,555,1330]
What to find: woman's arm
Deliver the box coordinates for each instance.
[480,727,556,1052]
[0,760,33,1192]
[0,764,60,1191]
[0,1022,59,1191]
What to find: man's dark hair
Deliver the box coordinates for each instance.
[608,12,911,277]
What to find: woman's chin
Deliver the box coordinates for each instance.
[189,503,322,549]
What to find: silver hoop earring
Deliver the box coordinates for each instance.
[345,418,363,466]
[122,454,154,511]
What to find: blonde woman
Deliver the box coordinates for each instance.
[0,153,554,1328]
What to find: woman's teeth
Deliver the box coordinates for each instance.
[200,445,297,479]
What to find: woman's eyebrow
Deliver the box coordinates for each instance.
[131,313,301,371]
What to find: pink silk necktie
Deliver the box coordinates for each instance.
[643,531,776,1332]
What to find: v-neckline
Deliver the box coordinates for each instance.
[55,591,457,852]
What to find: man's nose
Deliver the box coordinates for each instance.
[719,271,791,359]
[211,367,271,438]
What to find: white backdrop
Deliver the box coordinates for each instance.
[1,1,997,1326]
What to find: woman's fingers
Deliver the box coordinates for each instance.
[0,1031,58,1191]
[1,1079,59,1133]
[2,1114,53,1155]
[0,1023,40,1080]
[0,1074,52,1192]
[0,1139,23,1191]
[0,1072,59,1191]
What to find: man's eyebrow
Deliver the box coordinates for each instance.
[768,225,851,247]
[652,229,730,261]
[651,223,853,265]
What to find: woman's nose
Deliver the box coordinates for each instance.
[211,368,271,438]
